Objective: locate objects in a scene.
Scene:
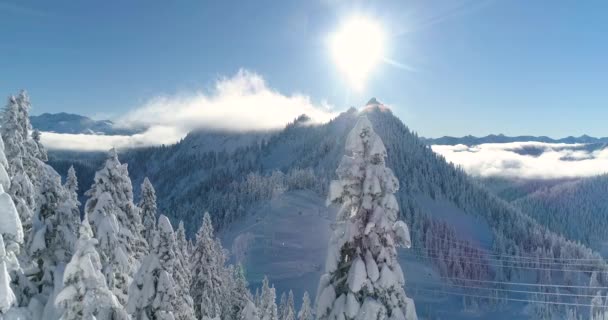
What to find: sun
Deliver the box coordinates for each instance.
[329,16,386,91]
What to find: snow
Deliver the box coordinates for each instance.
[0,235,17,313]
[393,221,411,249]
[347,257,366,293]
[0,184,23,244]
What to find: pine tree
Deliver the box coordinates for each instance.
[259,277,278,320]
[27,165,79,296]
[316,116,417,320]
[0,234,17,314]
[279,292,287,320]
[64,165,79,202]
[55,215,128,320]
[298,292,312,320]
[1,91,44,255]
[175,221,191,287]
[85,148,148,305]
[283,291,295,320]
[139,177,158,247]
[128,215,190,320]
[227,265,255,320]
[190,212,226,319]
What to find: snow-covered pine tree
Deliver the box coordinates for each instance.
[64,166,79,202]
[175,221,191,287]
[27,165,79,297]
[139,177,158,246]
[284,291,295,320]
[0,158,31,307]
[85,148,148,305]
[2,95,35,234]
[31,129,47,163]
[316,116,417,320]
[259,277,278,320]
[190,212,226,319]
[55,214,128,320]
[0,234,17,314]
[128,215,190,320]
[298,292,312,320]
[240,300,261,320]
[279,292,287,320]
[227,265,256,320]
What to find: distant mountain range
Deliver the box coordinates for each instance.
[423,134,608,145]
[30,112,144,135]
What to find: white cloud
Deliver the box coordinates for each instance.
[40,69,337,151]
[432,142,608,179]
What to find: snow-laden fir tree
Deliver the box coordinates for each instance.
[86,148,148,263]
[85,148,148,305]
[0,234,17,314]
[64,166,79,203]
[283,291,295,320]
[128,215,193,320]
[190,212,226,319]
[139,177,158,246]
[316,116,417,320]
[259,276,278,320]
[279,292,287,320]
[298,292,312,320]
[175,221,191,287]
[27,164,80,297]
[55,214,128,320]
[241,300,261,320]
[225,264,256,320]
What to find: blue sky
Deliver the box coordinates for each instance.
[1,0,606,138]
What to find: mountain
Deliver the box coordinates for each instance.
[47,100,608,318]
[423,133,608,145]
[30,112,144,135]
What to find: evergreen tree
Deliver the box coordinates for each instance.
[190,212,225,319]
[64,165,79,202]
[279,292,287,320]
[175,221,191,287]
[227,265,255,320]
[283,291,295,320]
[316,116,417,320]
[297,292,312,320]
[128,215,191,320]
[139,177,158,247]
[259,277,278,320]
[55,215,128,320]
[85,148,148,305]
[27,165,79,296]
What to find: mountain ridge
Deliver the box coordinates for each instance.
[30,112,144,135]
[423,133,608,145]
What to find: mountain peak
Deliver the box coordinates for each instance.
[366,97,381,106]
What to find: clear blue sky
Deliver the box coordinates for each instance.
[1,0,606,138]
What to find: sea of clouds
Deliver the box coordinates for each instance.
[432,142,608,179]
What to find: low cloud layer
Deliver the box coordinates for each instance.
[432,142,608,179]
[41,69,336,151]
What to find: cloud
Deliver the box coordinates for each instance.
[432,142,608,179]
[40,69,337,151]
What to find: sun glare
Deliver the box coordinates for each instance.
[329,16,385,91]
